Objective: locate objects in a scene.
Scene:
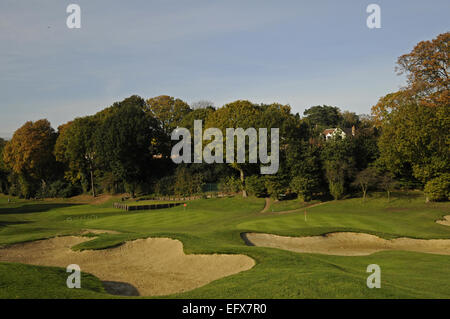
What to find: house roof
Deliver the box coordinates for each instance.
[323,128,337,135]
[322,127,354,136]
[342,128,353,136]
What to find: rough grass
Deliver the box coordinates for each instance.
[0,192,449,298]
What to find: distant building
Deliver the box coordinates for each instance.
[322,126,355,140]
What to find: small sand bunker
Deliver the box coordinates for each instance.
[79,229,121,235]
[0,236,254,296]
[244,232,450,256]
[437,216,450,226]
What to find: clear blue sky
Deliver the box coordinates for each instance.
[0,0,449,138]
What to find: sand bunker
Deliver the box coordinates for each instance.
[244,232,450,256]
[437,216,450,226]
[79,229,121,235]
[0,236,254,296]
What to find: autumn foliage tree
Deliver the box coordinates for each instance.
[372,32,449,124]
[3,119,57,197]
[0,138,9,194]
[372,32,449,198]
[396,32,449,107]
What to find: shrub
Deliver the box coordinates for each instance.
[329,181,344,200]
[245,175,266,197]
[290,176,318,201]
[37,180,78,198]
[173,167,205,196]
[265,175,287,199]
[154,176,175,196]
[424,174,450,202]
[219,176,241,193]
[98,171,121,194]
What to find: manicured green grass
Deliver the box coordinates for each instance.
[0,262,108,299]
[238,192,450,239]
[270,198,320,212]
[0,192,449,298]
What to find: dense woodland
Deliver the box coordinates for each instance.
[0,33,448,202]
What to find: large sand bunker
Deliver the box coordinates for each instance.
[0,236,254,296]
[437,216,450,226]
[244,232,450,256]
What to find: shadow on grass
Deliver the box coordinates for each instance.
[102,281,140,296]
[0,221,30,227]
[240,233,254,246]
[0,203,80,215]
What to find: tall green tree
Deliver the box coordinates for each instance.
[95,96,162,197]
[377,102,448,184]
[321,138,356,200]
[303,105,343,128]
[286,140,323,199]
[145,95,191,133]
[205,100,262,197]
[145,95,191,157]
[205,101,300,197]
[55,116,99,196]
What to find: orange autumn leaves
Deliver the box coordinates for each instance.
[372,32,449,126]
[3,119,56,181]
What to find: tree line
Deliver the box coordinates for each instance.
[0,32,448,202]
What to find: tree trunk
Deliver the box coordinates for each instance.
[41,179,47,199]
[90,168,96,197]
[132,184,136,199]
[239,168,247,198]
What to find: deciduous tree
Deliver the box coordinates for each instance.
[396,32,449,107]
[3,120,57,197]
[55,116,99,196]
[351,167,378,201]
[0,138,9,194]
[372,32,449,189]
[95,96,162,198]
[145,95,191,134]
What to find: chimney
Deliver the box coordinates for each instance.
[352,125,355,136]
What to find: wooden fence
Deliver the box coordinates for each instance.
[143,193,233,201]
[113,193,236,211]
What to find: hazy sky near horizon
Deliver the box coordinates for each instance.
[0,0,449,137]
